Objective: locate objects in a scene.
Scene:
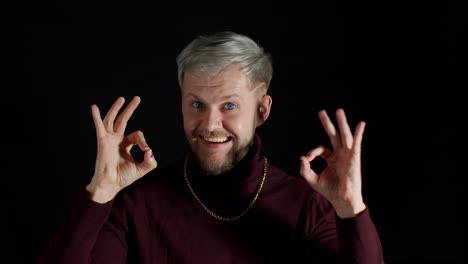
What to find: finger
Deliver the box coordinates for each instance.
[352,121,366,155]
[114,96,142,135]
[300,156,318,186]
[124,130,150,152]
[318,110,340,149]
[136,148,158,178]
[335,108,354,149]
[306,145,332,161]
[103,97,126,132]
[91,104,106,138]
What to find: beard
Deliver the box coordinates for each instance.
[194,146,237,175]
[186,133,254,175]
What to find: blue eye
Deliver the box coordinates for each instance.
[225,103,236,110]
[192,101,203,109]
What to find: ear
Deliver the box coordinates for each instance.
[256,94,272,127]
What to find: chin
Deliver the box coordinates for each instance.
[197,153,235,175]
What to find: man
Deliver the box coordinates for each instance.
[36,31,384,263]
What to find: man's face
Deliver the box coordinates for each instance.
[181,65,265,175]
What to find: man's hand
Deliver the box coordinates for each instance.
[300,108,366,218]
[86,96,158,203]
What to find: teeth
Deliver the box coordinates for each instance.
[203,137,229,143]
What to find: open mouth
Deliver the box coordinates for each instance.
[200,136,232,145]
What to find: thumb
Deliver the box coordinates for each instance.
[300,156,318,187]
[136,148,158,178]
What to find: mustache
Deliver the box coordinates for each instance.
[198,131,233,138]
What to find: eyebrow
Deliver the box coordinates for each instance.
[185,93,243,102]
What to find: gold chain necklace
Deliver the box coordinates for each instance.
[183,155,268,221]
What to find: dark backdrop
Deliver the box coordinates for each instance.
[6,0,465,263]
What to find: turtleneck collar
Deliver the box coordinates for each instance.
[184,133,266,216]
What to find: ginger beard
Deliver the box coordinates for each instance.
[186,131,254,175]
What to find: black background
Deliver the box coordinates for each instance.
[5,0,465,263]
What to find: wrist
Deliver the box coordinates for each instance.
[333,200,366,218]
[85,183,119,204]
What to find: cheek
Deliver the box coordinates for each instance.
[182,113,198,134]
[225,114,255,136]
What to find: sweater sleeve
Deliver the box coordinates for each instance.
[336,208,384,264]
[302,192,384,264]
[34,189,130,264]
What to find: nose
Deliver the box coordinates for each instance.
[200,108,223,132]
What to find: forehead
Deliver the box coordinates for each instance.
[182,66,253,99]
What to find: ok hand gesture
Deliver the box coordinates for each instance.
[86,96,158,203]
[300,109,367,218]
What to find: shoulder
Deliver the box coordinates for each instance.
[142,157,186,182]
[266,160,329,204]
[118,156,187,200]
[266,161,307,191]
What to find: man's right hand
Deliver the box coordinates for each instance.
[85,96,158,203]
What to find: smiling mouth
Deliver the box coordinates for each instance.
[200,136,232,144]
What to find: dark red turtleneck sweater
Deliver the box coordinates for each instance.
[36,134,384,263]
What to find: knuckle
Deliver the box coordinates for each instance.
[135,130,144,137]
